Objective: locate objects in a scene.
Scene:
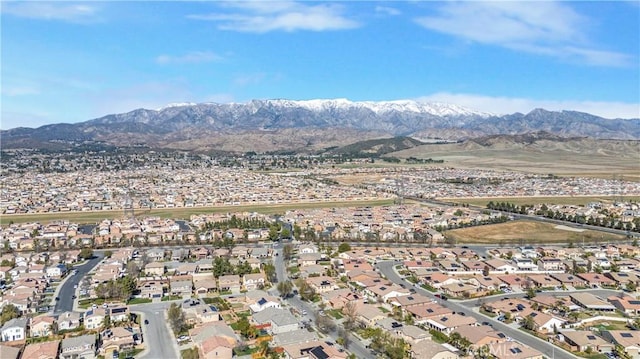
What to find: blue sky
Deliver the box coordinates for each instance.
[1,1,639,129]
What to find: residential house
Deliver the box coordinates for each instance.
[59,334,96,359]
[425,313,477,334]
[366,283,410,303]
[84,307,107,330]
[193,275,218,296]
[608,295,640,316]
[100,327,136,355]
[57,311,81,331]
[561,330,614,353]
[454,325,508,351]
[356,304,387,327]
[198,335,235,359]
[526,311,566,334]
[405,302,454,325]
[144,262,165,276]
[137,278,167,299]
[0,317,27,342]
[182,299,221,324]
[145,248,165,262]
[601,331,640,359]
[489,342,543,359]
[306,276,339,294]
[243,272,265,291]
[45,263,67,278]
[218,275,241,293]
[0,344,20,359]
[249,297,281,313]
[410,340,459,359]
[21,340,60,359]
[108,305,130,323]
[170,275,193,298]
[570,293,616,311]
[576,273,616,288]
[252,307,299,334]
[30,315,54,337]
[299,253,322,267]
[549,273,587,288]
[538,258,564,271]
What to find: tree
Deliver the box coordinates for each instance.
[526,287,537,299]
[263,261,276,283]
[625,281,637,292]
[277,280,293,298]
[213,257,234,278]
[126,261,141,278]
[295,279,316,302]
[281,227,291,239]
[338,242,351,253]
[316,311,336,334]
[336,327,351,349]
[102,314,111,329]
[104,250,113,258]
[482,265,490,277]
[282,244,294,261]
[342,301,358,331]
[0,304,19,325]
[79,248,94,260]
[167,303,187,335]
[522,315,537,331]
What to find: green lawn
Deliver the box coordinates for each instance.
[327,309,343,319]
[128,298,152,305]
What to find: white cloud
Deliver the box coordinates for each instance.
[188,1,359,33]
[416,92,640,119]
[1,2,101,22]
[233,72,267,87]
[156,51,223,65]
[415,2,633,67]
[1,85,40,97]
[375,6,401,16]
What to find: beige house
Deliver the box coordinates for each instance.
[411,340,459,359]
[144,262,165,276]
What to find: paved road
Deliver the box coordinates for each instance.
[53,252,104,314]
[376,260,583,359]
[272,242,373,359]
[131,301,181,359]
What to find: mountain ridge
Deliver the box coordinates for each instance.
[2,99,639,152]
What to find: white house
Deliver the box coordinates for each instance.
[46,264,67,278]
[1,317,27,342]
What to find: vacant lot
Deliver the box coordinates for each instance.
[446,220,626,245]
[0,199,394,226]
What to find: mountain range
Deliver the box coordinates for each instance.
[2,99,639,153]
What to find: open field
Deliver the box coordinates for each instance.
[446,220,626,244]
[0,199,395,226]
[444,196,640,207]
[391,139,640,180]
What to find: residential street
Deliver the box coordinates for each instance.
[131,301,181,359]
[53,252,104,315]
[272,241,373,359]
[375,260,585,359]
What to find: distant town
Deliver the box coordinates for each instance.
[0,150,639,359]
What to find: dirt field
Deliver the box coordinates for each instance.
[391,140,640,180]
[446,220,626,244]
